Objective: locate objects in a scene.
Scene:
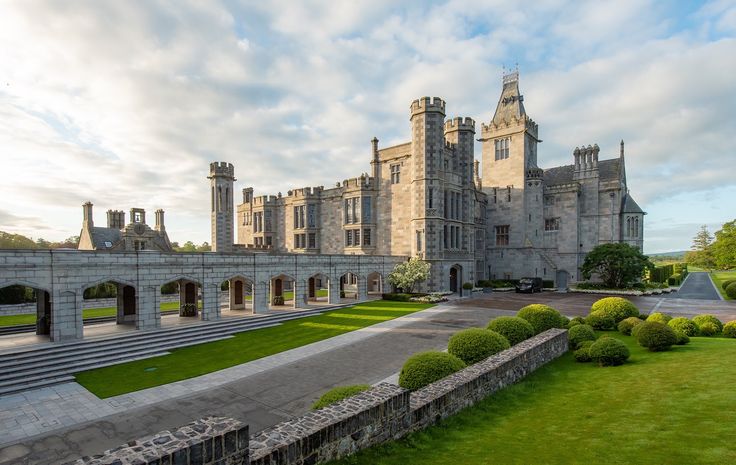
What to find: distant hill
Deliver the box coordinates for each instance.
[647,250,687,259]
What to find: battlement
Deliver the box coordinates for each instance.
[209,161,235,178]
[444,117,476,133]
[574,144,600,171]
[481,115,537,134]
[287,186,324,198]
[341,174,374,189]
[253,195,278,206]
[526,167,544,179]
[410,96,446,116]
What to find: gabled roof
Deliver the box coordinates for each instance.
[622,194,645,214]
[542,158,622,186]
[492,74,526,125]
[90,227,121,249]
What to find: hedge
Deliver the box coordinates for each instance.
[398,351,466,391]
[568,324,596,349]
[726,282,736,299]
[585,311,615,330]
[646,312,672,325]
[487,316,534,346]
[721,279,735,290]
[667,317,699,337]
[447,329,510,365]
[517,304,565,334]
[617,317,643,335]
[723,321,736,338]
[692,314,723,333]
[590,297,639,323]
[635,321,678,351]
[589,337,630,366]
[311,385,371,410]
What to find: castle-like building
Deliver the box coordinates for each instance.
[209,71,644,291]
[78,202,173,252]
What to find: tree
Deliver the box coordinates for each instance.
[686,225,715,270]
[580,243,654,289]
[387,257,430,293]
[711,220,736,270]
[197,242,211,252]
[175,241,198,252]
[0,231,38,249]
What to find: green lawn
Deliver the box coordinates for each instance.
[75,300,432,398]
[0,301,182,327]
[332,333,736,465]
[710,271,736,300]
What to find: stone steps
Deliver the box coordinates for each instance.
[0,310,181,336]
[0,306,334,396]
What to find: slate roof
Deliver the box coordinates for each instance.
[90,227,121,249]
[622,194,645,214]
[542,158,622,186]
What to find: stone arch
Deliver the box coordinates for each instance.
[339,271,360,300]
[160,276,202,319]
[80,277,138,325]
[306,273,330,303]
[366,272,384,294]
[269,273,296,308]
[0,280,52,337]
[219,274,255,313]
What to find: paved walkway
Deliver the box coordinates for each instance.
[0,299,517,464]
[661,272,722,300]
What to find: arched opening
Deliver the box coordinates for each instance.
[0,284,52,340]
[340,272,359,300]
[80,280,138,336]
[220,276,254,315]
[270,274,296,309]
[307,273,330,303]
[449,265,463,294]
[159,278,203,322]
[366,272,383,295]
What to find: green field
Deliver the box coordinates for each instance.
[75,300,431,398]
[0,301,183,327]
[710,271,736,300]
[332,333,736,465]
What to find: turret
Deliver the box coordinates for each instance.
[444,117,476,184]
[155,209,165,232]
[130,208,146,224]
[370,137,380,180]
[208,162,236,253]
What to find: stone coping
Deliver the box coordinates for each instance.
[570,287,678,296]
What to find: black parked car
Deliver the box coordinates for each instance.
[515,277,543,293]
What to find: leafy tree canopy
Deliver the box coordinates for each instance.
[387,257,430,293]
[581,243,654,289]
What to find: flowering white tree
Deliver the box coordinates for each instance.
[388,257,431,293]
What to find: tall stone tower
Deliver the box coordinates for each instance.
[208,162,235,253]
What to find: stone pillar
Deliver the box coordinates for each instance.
[116,283,125,324]
[51,290,82,342]
[137,285,160,330]
[357,276,368,301]
[328,276,340,304]
[253,282,269,314]
[36,290,51,336]
[201,283,220,321]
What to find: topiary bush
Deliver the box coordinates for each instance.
[590,297,639,323]
[568,324,596,349]
[567,316,586,328]
[721,279,735,290]
[272,295,285,306]
[574,340,594,363]
[635,321,678,351]
[559,315,570,327]
[726,282,736,299]
[692,314,723,333]
[722,321,736,338]
[311,384,371,410]
[585,311,615,330]
[447,328,510,365]
[398,351,466,391]
[589,337,630,366]
[674,331,690,345]
[487,316,534,346]
[517,304,564,334]
[698,322,719,337]
[617,316,643,335]
[646,312,671,325]
[667,317,699,337]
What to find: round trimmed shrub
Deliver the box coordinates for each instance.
[617,317,643,335]
[567,317,586,328]
[698,321,719,337]
[589,337,630,366]
[487,316,534,346]
[585,311,615,330]
[722,321,736,338]
[399,351,466,391]
[517,304,564,334]
[726,282,736,299]
[574,340,594,363]
[674,331,690,346]
[667,317,698,337]
[646,312,671,325]
[568,324,596,349]
[448,328,510,365]
[721,279,735,290]
[311,384,371,410]
[559,315,570,327]
[590,297,639,323]
[635,321,678,351]
[692,314,723,333]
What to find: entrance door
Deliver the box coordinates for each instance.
[556,270,569,291]
[450,267,458,293]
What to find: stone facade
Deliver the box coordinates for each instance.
[66,329,567,465]
[232,71,644,290]
[78,202,173,252]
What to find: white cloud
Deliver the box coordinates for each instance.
[0,0,733,254]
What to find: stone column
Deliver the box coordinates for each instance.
[137,284,160,330]
[116,283,125,324]
[201,283,221,321]
[253,282,269,314]
[328,276,340,304]
[51,290,82,342]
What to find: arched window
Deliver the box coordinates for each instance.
[218,187,223,212]
[626,217,631,237]
[634,217,639,238]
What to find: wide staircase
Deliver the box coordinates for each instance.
[0,306,332,396]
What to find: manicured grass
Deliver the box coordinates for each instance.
[331,332,736,465]
[75,300,432,398]
[710,271,736,300]
[0,301,183,327]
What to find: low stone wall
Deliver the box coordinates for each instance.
[67,329,567,465]
[63,416,248,465]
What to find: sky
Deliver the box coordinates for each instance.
[0,0,734,254]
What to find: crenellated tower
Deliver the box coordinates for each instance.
[208,162,236,253]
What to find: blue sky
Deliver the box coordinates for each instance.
[0,0,734,253]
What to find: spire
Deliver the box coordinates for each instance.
[620,139,625,159]
[492,66,526,125]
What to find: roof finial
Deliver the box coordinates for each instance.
[620,139,625,158]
